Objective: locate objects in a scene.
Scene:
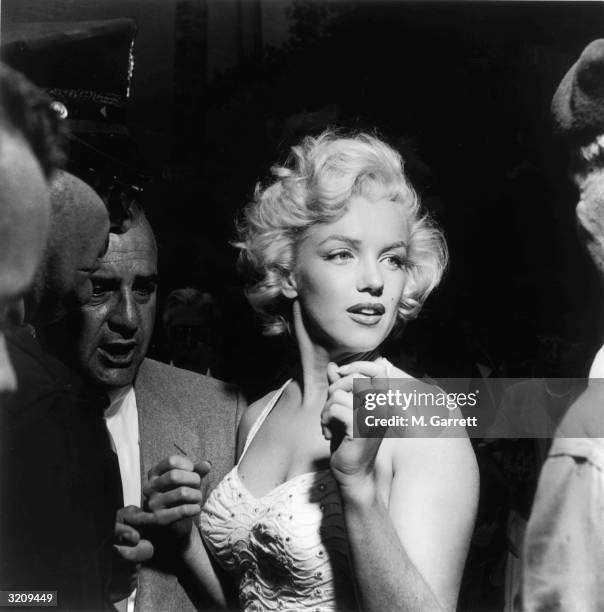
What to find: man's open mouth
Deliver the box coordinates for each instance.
[98,342,136,366]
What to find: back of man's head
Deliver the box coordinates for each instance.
[0,63,64,391]
[26,171,109,329]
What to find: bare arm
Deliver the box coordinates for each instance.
[324,362,479,611]
[174,522,230,609]
[341,437,478,611]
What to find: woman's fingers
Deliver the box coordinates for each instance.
[147,454,195,481]
[144,467,201,496]
[328,372,368,393]
[337,360,388,379]
[146,456,210,493]
[147,486,203,512]
[143,456,210,529]
[194,460,212,479]
[327,360,389,393]
[322,405,351,434]
[151,504,202,526]
[324,388,353,412]
[321,392,353,441]
[327,361,341,385]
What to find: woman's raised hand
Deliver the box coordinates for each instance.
[322,360,389,496]
[143,455,211,552]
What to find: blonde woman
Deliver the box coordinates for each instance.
[145,131,479,611]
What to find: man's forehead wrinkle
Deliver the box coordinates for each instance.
[108,220,156,246]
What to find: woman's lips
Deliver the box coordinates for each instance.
[347,312,383,326]
[346,303,385,326]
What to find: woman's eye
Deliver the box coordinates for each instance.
[326,250,353,263]
[382,255,406,270]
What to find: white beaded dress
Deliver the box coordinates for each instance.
[199,380,358,612]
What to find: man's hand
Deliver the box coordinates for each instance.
[110,506,154,603]
[115,506,155,562]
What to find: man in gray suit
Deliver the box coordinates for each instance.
[56,202,243,611]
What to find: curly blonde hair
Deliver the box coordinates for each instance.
[236,130,448,336]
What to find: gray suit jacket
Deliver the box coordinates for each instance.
[132,358,244,612]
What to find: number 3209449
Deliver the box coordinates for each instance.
[0,591,57,606]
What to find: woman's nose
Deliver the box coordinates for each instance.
[357,259,384,296]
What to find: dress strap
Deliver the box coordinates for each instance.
[238,378,292,464]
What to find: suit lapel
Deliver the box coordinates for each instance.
[134,361,154,503]
[133,360,181,612]
[136,359,201,471]
[132,359,224,612]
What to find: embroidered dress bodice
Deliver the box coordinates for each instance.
[199,380,357,612]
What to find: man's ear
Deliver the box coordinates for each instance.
[280,270,298,299]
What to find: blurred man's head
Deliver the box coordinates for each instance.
[552,39,604,278]
[70,205,157,389]
[27,171,110,327]
[163,288,223,375]
[0,64,64,392]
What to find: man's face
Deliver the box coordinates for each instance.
[75,222,157,389]
[0,134,50,392]
[167,304,215,372]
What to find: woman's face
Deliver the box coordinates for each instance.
[288,195,410,359]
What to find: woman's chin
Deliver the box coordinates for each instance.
[334,329,391,357]
[329,344,382,364]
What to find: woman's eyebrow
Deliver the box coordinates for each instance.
[381,240,407,251]
[317,234,361,247]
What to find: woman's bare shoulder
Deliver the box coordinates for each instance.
[236,387,283,456]
[383,433,479,498]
